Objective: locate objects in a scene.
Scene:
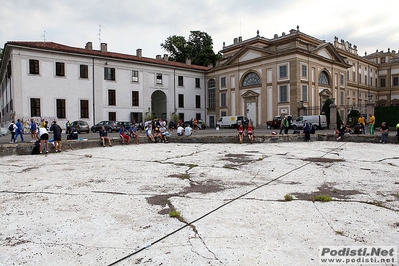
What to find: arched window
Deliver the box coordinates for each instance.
[242,72,261,87]
[208,79,215,109]
[319,71,330,85]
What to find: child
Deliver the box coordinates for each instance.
[247,123,254,144]
[237,123,245,144]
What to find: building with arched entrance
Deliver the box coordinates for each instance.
[205,27,399,128]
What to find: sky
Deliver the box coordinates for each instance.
[1,0,399,58]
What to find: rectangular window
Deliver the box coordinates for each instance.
[108,89,116,105]
[221,93,227,107]
[178,113,184,121]
[279,85,288,102]
[196,113,201,120]
[195,78,200,88]
[302,85,308,102]
[359,74,361,84]
[132,91,139,106]
[56,99,66,118]
[221,111,227,117]
[279,65,287,79]
[393,77,399,86]
[340,91,345,105]
[108,112,116,121]
[178,94,184,108]
[221,77,226,88]
[370,77,373,86]
[132,70,139,82]
[340,74,344,86]
[380,78,386,87]
[29,59,39,74]
[80,100,89,118]
[195,95,201,108]
[55,62,65,76]
[156,73,162,84]
[80,65,88,78]
[30,98,41,117]
[208,88,215,109]
[178,76,183,86]
[104,67,115,80]
[302,65,307,78]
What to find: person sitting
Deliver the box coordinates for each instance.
[129,123,139,145]
[159,125,168,143]
[237,123,245,144]
[99,126,112,146]
[67,127,78,140]
[353,123,363,134]
[176,125,184,136]
[119,125,130,144]
[247,123,254,144]
[184,125,193,136]
[146,124,155,143]
[337,123,346,141]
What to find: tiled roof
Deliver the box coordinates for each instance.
[6,41,210,71]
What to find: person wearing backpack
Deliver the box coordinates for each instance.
[8,121,16,143]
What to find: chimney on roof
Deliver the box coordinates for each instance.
[163,54,169,61]
[234,37,238,44]
[100,43,107,52]
[186,58,191,65]
[85,42,93,50]
[156,55,161,59]
[282,32,286,36]
[274,34,278,39]
[136,49,142,57]
[238,36,242,42]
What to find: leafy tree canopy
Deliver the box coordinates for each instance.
[160,31,220,67]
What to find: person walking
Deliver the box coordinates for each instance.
[303,120,311,142]
[8,121,16,143]
[368,114,375,135]
[65,120,71,135]
[283,116,290,135]
[14,119,24,142]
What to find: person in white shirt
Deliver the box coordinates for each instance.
[38,126,49,154]
[184,125,193,136]
[176,125,184,136]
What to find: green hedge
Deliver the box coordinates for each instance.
[375,106,399,128]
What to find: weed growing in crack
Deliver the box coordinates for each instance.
[181,173,190,179]
[312,195,332,202]
[223,164,237,170]
[169,209,181,218]
[335,230,344,236]
[284,194,293,201]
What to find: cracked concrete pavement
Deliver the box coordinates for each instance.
[1,142,398,265]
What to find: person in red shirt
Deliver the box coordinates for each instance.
[247,123,254,144]
[237,123,245,144]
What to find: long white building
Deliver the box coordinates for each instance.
[0,41,208,128]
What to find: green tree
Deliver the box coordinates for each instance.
[161,31,220,67]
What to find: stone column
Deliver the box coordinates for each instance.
[329,103,337,130]
[366,102,375,117]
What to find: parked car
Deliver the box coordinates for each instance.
[118,121,132,130]
[266,115,292,129]
[91,121,120,133]
[70,120,90,134]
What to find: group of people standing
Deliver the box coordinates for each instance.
[8,118,62,153]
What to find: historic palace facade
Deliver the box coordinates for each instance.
[1,26,398,128]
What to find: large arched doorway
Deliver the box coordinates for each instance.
[151,90,167,120]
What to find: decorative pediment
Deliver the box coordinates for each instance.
[241,90,260,98]
[239,51,262,62]
[319,88,332,97]
[317,49,332,59]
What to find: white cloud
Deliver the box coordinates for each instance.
[1,0,399,58]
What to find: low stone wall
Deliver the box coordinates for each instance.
[0,133,397,157]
